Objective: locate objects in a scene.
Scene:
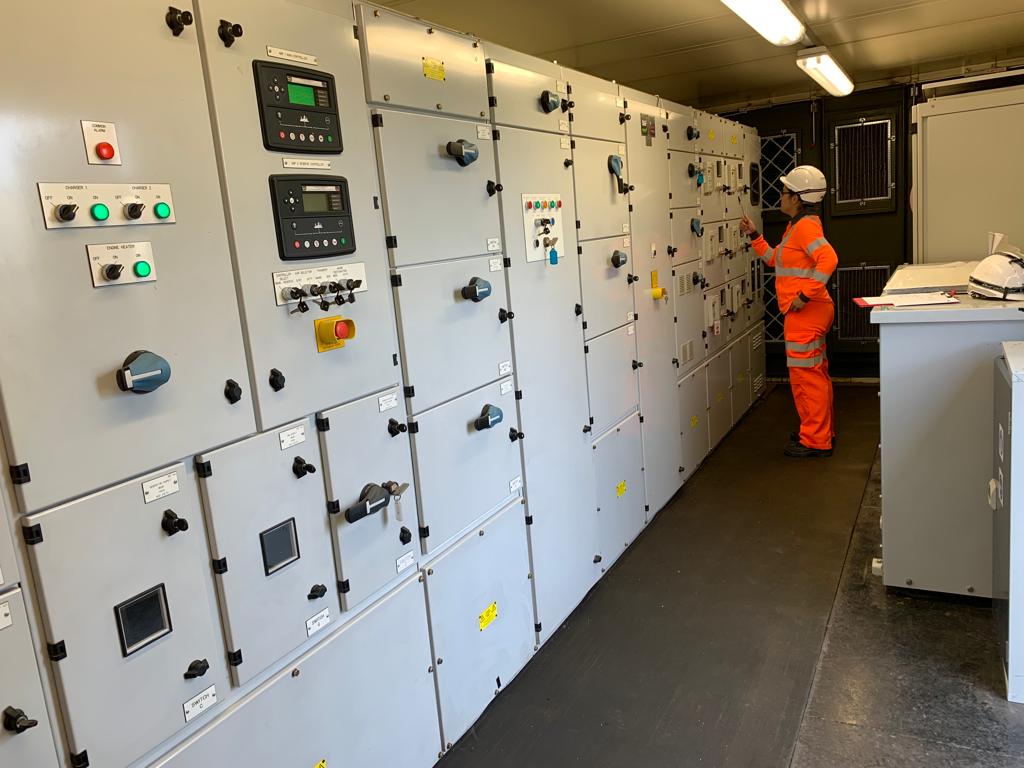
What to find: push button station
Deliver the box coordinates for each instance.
[315,315,356,353]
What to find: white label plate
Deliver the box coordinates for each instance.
[183,685,217,723]
[499,360,513,376]
[487,238,502,252]
[267,46,318,66]
[622,223,630,233]
[279,424,306,450]
[618,143,626,154]
[477,125,492,140]
[559,119,570,133]
[87,241,157,288]
[272,263,367,306]
[81,120,121,166]
[283,158,332,170]
[616,97,625,108]
[0,602,11,632]
[627,325,635,336]
[489,258,503,272]
[500,380,514,396]
[510,476,523,493]
[306,607,331,637]
[396,550,416,574]
[623,237,631,247]
[142,471,180,504]
[556,80,568,94]
[560,135,570,148]
[379,392,399,412]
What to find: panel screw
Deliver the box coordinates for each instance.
[384,94,391,101]
[437,657,444,664]
[291,668,301,678]
[428,665,435,673]
[436,103,443,110]
[478,530,485,536]
[906,578,913,586]
[447,742,453,749]
[967,585,975,593]
[427,568,434,575]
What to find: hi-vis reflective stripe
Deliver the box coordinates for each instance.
[785,335,827,353]
[787,352,826,368]
[775,266,833,284]
[768,227,798,267]
[806,237,830,254]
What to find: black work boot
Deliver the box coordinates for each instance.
[784,441,833,458]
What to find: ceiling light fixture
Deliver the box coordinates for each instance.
[796,46,855,96]
[719,0,805,46]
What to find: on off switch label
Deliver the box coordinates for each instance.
[182,685,217,724]
[142,470,180,504]
[279,424,306,450]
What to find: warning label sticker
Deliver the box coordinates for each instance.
[616,480,627,498]
[479,602,498,631]
[422,57,446,81]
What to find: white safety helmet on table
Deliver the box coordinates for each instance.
[780,165,827,204]
[969,240,1024,300]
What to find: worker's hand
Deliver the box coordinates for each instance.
[789,295,807,312]
[738,215,756,236]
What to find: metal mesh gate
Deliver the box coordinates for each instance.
[760,132,799,211]
[831,117,895,214]
[834,264,891,341]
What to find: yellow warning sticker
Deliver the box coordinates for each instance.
[650,269,660,289]
[314,761,327,768]
[616,480,627,497]
[479,602,498,631]
[690,415,700,428]
[422,57,446,82]
[730,135,738,145]
[708,129,716,140]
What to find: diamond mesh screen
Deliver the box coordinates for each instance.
[760,133,799,212]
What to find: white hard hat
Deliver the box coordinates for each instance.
[969,252,1024,300]
[780,165,827,204]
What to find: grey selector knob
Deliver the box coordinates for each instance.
[124,202,146,220]
[610,250,628,269]
[56,204,79,222]
[2,707,38,735]
[103,263,125,281]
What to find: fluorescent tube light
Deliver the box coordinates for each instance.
[796,46,855,96]
[719,0,805,46]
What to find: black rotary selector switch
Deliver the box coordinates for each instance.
[307,584,328,600]
[161,510,189,536]
[610,250,628,269]
[124,202,146,220]
[103,263,125,281]
[539,90,560,114]
[184,659,209,680]
[292,456,316,478]
[2,707,38,735]
[166,7,194,36]
[461,276,492,303]
[56,204,78,222]
[224,379,242,404]
[387,418,408,437]
[218,19,243,47]
[399,527,413,545]
[269,368,286,391]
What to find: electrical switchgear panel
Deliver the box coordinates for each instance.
[0,1,255,513]
[585,324,640,437]
[196,0,398,429]
[24,464,228,768]
[678,365,710,486]
[592,412,646,568]
[270,175,356,260]
[254,60,342,154]
[707,350,733,448]
[579,238,636,341]
[486,44,569,134]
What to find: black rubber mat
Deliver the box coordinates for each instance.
[439,384,881,768]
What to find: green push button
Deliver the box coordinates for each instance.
[133,261,152,278]
[153,202,171,220]
[90,203,110,221]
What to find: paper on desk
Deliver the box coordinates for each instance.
[855,292,960,308]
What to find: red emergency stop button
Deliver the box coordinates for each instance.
[334,320,351,340]
[315,316,357,351]
[95,142,116,160]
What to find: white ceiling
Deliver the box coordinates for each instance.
[374,0,1024,108]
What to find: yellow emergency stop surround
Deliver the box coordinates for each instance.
[315,316,357,353]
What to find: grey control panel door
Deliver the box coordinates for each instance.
[664,101,697,152]
[579,237,636,341]
[0,494,18,594]
[197,419,339,686]
[426,501,534,747]
[731,334,753,418]
[573,137,631,242]
[585,324,640,438]
[593,413,646,569]
[566,69,626,143]
[674,262,706,375]
[24,464,227,768]
[357,5,489,120]
[671,210,704,267]
[487,46,569,134]
[411,379,522,553]
[670,150,701,209]
[375,110,503,267]
[153,575,441,768]
[707,349,733,449]
[751,324,766,398]
[318,388,419,612]
[679,364,711,486]
[393,255,514,412]
[196,0,399,430]
[0,588,60,768]
[0,2,255,513]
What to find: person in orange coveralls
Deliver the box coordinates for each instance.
[739,165,838,458]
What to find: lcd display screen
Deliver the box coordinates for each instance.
[287,82,316,107]
[302,191,331,213]
[261,518,300,575]
[115,584,172,657]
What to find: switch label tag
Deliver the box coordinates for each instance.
[182,685,217,723]
[499,360,513,376]
[378,392,399,413]
[486,238,502,252]
[267,46,319,66]
[283,158,332,170]
[87,241,157,288]
[510,476,523,494]
[559,120,570,134]
[396,550,416,574]
[489,258,503,272]
[500,380,514,396]
[142,470,180,504]
[306,607,331,637]
[422,57,446,82]
[0,602,11,632]
[476,125,492,140]
[279,424,306,450]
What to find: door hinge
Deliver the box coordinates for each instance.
[22,524,43,546]
[315,415,330,432]
[48,640,68,662]
[212,558,229,574]
[8,463,30,485]
[195,459,212,478]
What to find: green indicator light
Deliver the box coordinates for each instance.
[133,261,152,278]
[327,135,334,143]
[153,202,171,220]
[90,203,110,221]
[549,200,556,208]
[340,238,347,245]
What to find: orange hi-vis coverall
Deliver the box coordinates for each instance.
[751,214,838,450]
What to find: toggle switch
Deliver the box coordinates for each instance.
[690,218,704,237]
[116,350,171,394]
[55,204,79,222]
[474,404,503,431]
[461,276,492,303]
[399,526,413,545]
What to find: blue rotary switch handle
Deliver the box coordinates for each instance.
[116,350,171,394]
